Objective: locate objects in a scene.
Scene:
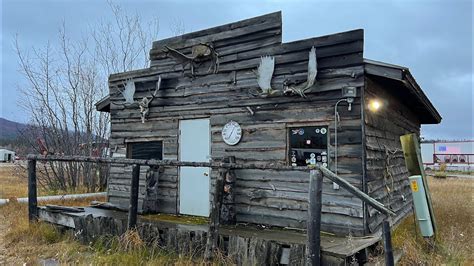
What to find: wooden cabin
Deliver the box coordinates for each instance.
[96,12,441,237]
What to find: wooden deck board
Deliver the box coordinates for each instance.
[38,206,380,258]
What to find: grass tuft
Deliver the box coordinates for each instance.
[392,176,473,265]
[1,163,472,264]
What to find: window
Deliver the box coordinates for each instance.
[127,141,163,160]
[289,126,328,167]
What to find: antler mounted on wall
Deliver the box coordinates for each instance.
[283,46,318,98]
[113,76,162,123]
[163,43,219,76]
[250,47,317,98]
[138,76,161,123]
[118,79,136,105]
[250,55,282,97]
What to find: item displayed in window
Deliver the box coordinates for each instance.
[289,126,329,167]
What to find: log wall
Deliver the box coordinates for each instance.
[107,12,367,236]
[363,77,419,233]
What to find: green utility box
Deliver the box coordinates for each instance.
[409,175,434,237]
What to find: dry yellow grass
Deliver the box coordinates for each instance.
[0,200,97,265]
[0,163,28,198]
[1,200,232,265]
[0,164,230,265]
[0,162,101,199]
[393,176,474,265]
[1,163,472,264]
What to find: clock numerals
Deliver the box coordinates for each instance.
[221,121,242,146]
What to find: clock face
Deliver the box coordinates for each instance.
[222,121,242,146]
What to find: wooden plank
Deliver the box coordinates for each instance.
[120,41,363,85]
[319,167,395,216]
[365,63,403,80]
[38,208,76,228]
[28,159,38,222]
[127,164,140,229]
[307,169,323,266]
[364,79,420,233]
[151,12,282,50]
[400,133,437,233]
[27,154,318,170]
[204,169,226,260]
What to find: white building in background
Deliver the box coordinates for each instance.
[421,140,474,171]
[0,149,15,162]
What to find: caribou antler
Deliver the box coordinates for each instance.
[112,76,162,123]
[164,43,219,76]
[138,76,161,123]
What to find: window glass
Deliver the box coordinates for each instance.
[289,126,328,167]
[127,141,163,160]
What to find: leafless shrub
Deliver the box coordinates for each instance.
[14,1,159,192]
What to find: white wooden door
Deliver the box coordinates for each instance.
[179,119,211,216]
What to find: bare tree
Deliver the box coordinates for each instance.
[15,2,159,192]
[170,17,186,36]
[92,1,159,74]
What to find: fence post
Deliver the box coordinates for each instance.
[28,159,38,222]
[307,169,323,266]
[128,164,140,229]
[205,167,226,260]
[383,220,394,266]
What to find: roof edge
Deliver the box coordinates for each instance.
[95,96,110,113]
[151,11,282,49]
[364,58,441,124]
[403,70,442,124]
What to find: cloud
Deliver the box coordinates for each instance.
[1,0,472,140]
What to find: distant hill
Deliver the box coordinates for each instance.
[0,117,28,140]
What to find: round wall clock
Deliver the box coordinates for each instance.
[221,121,242,146]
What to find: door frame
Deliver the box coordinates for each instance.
[177,117,211,216]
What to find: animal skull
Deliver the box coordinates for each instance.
[139,96,151,123]
[114,76,161,123]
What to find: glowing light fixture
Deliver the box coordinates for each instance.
[368,99,382,112]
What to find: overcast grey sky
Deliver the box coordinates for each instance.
[1,0,472,140]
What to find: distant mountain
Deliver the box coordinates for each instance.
[0,117,28,140]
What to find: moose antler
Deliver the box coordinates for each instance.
[249,56,282,97]
[113,79,137,107]
[284,46,318,98]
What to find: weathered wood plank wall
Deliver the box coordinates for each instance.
[106,12,367,236]
[363,77,419,233]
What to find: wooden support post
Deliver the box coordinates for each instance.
[128,164,140,230]
[307,169,323,266]
[204,168,226,260]
[28,159,38,222]
[383,220,394,266]
[400,133,437,234]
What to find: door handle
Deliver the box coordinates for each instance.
[203,172,209,176]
